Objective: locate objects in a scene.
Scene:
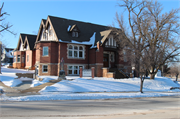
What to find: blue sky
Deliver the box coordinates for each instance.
[1,0,180,48]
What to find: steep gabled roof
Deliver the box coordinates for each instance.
[48,16,110,46]
[35,19,47,44]
[16,33,28,50]
[24,35,37,50]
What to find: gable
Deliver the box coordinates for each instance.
[19,42,24,51]
[24,39,30,50]
[17,34,26,51]
[24,35,37,50]
[104,35,117,48]
[36,19,58,43]
[35,19,47,43]
[39,23,57,41]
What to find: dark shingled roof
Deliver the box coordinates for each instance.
[48,16,110,46]
[20,33,27,43]
[42,19,46,25]
[16,33,30,50]
[26,35,37,50]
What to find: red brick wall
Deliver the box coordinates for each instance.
[35,43,40,62]
[89,49,96,64]
[13,51,25,69]
[32,50,36,70]
[95,46,103,63]
[50,42,58,63]
[25,50,32,68]
[61,43,89,64]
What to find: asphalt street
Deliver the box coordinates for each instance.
[0,96,180,119]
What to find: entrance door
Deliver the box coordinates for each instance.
[103,54,109,67]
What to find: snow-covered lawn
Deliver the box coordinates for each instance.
[40,77,179,93]
[0,67,34,87]
[0,67,179,101]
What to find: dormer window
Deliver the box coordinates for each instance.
[72,31,78,37]
[67,24,80,37]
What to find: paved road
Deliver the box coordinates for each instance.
[0,96,180,119]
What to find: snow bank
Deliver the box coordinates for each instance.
[30,76,58,87]
[40,77,179,93]
[0,73,22,87]
[2,92,180,101]
[1,67,34,73]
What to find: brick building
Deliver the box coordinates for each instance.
[13,16,132,78]
[13,34,37,70]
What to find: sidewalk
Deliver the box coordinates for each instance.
[21,82,57,93]
[0,80,60,95]
[0,81,19,93]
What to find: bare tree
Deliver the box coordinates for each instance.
[112,0,180,79]
[0,2,16,73]
[169,63,180,81]
[0,2,15,35]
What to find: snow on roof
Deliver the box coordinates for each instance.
[67,25,71,32]
[58,32,97,48]
[5,50,14,58]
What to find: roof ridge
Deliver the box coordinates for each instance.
[48,15,109,28]
[20,33,36,36]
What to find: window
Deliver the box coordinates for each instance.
[72,31,78,37]
[79,46,83,58]
[42,65,48,73]
[43,32,46,39]
[68,65,84,75]
[123,50,127,62]
[43,47,48,56]
[68,45,84,59]
[49,29,52,36]
[27,55,29,62]
[22,56,25,63]
[105,37,117,48]
[14,56,16,62]
[111,52,115,62]
[17,55,20,62]
[68,66,73,74]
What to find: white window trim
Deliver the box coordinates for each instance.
[27,55,29,62]
[14,56,16,62]
[123,50,127,62]
[111,52,115,62]
[17,55,21,62]
[42,65,48,73]
[22,56,25,63]
[43,46,49,56]
[67,44,85,59]
[72,31,78,37]
[105,36,117,48]
[67,65,84,75]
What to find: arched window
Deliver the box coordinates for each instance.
[68,45,85,59]
[79,46,83,58]
[69,45,73,49]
